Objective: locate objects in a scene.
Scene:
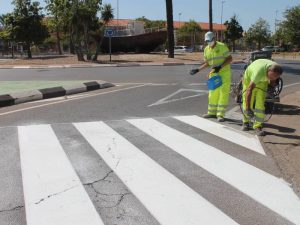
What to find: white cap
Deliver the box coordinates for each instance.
[205,31,215,42]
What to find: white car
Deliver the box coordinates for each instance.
[174,46,189,53]
[165,46,190,53]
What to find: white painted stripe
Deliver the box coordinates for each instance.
[174,115,265,155]
[13,66,31,69]
[18,125,104,225]
[74,121,238,225]
[128,118,300,225]
[283,82,300,88]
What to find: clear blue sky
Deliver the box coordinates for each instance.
[1,0,300,31]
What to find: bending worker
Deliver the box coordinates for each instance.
[242,58,283,136]
[190,31,232,122]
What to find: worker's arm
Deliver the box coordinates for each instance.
[221,55,233,68]
[212,55,233,73]
[198,61,209,71]
[189,61,209,75]
[245,81,256,110]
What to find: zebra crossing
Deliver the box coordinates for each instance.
[1,115,300,225]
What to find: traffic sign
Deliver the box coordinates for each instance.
[105,29,115,37]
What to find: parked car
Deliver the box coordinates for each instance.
[261,46,275,52]
[165,46,191,53]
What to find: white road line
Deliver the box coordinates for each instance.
[18,125,104,225]
[128,118,300,225]
[74,121,239,225]
[174,115,265,155]
[283,82,300,88]
[148,89,208,107]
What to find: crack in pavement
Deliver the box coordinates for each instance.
[84,170,114,186]
[0,205,24,213]
[35,185,79,205]
[84,170,131,209]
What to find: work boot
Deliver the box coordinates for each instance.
[255,127,266,136]
[202,114,217,119]
[241,123,250,131]
[217,116,225,122]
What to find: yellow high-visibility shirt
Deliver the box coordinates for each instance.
[244,59,275,85]
[204,41,231,73]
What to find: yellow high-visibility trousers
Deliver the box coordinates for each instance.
[207,73,231,117]
[242,82,268,128]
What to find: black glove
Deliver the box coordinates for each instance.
[212,65,222,73]
[245,109,254,117]
[189,68,199,75]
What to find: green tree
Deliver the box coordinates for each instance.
[10,0,49,58]
[224,15,243,52]
[246,18,271,50]
[280,6,300,48]
[91,3,114,61]
[67,0,103,61]
[135,16,165,29]
[0,13,15,57]
[165,0,174,58]
[45,0,70,55]
[177,20,201,47]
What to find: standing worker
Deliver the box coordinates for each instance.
[190,31,233,122]
[242,59,283,136]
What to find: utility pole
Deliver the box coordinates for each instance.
[166,0,175,58]
[209,0,213,31]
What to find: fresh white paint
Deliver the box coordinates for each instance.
[18,125,104,225]
[175,115,265,155]
[74,121,239,225]
[128,118,300,225]
[148,88,208,107]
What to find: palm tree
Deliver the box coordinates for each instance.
[92,3,113,61]
[165,0,174,58]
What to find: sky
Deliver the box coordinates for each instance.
[1,0,300,32]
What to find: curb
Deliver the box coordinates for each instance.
[0,81,115,107]
[0,60,245,70]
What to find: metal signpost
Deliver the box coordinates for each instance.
[105,29,114,62]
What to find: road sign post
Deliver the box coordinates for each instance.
[105,29,114,62]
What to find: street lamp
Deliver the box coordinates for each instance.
[117,0,119,28]
[220,0,225,41]
[179,12,182,29]
[274,10,278,46]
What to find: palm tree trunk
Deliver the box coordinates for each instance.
[209,0,213,31]
[26,42,32,59]
[56,26,63,55]
[166,0,174,58]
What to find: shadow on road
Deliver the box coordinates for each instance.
[274,103,300,116]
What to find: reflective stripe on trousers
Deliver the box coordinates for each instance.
[207,80,231,117]
[242,82,268,129]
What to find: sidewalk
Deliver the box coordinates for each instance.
[262,91,300,197]
[0,52,246,69]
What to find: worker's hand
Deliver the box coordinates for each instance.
[189,68,199,75]
[212,65,222,73]
[245,109,254,117]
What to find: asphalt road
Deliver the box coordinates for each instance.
[1,60,300,225]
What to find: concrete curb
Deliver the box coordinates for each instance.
[0,60,245,70]
[0,81,115,107]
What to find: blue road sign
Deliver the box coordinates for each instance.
[105,29,115,37]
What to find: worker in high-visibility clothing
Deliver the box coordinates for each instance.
[242,59,283,136]
[190,31,232,122]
